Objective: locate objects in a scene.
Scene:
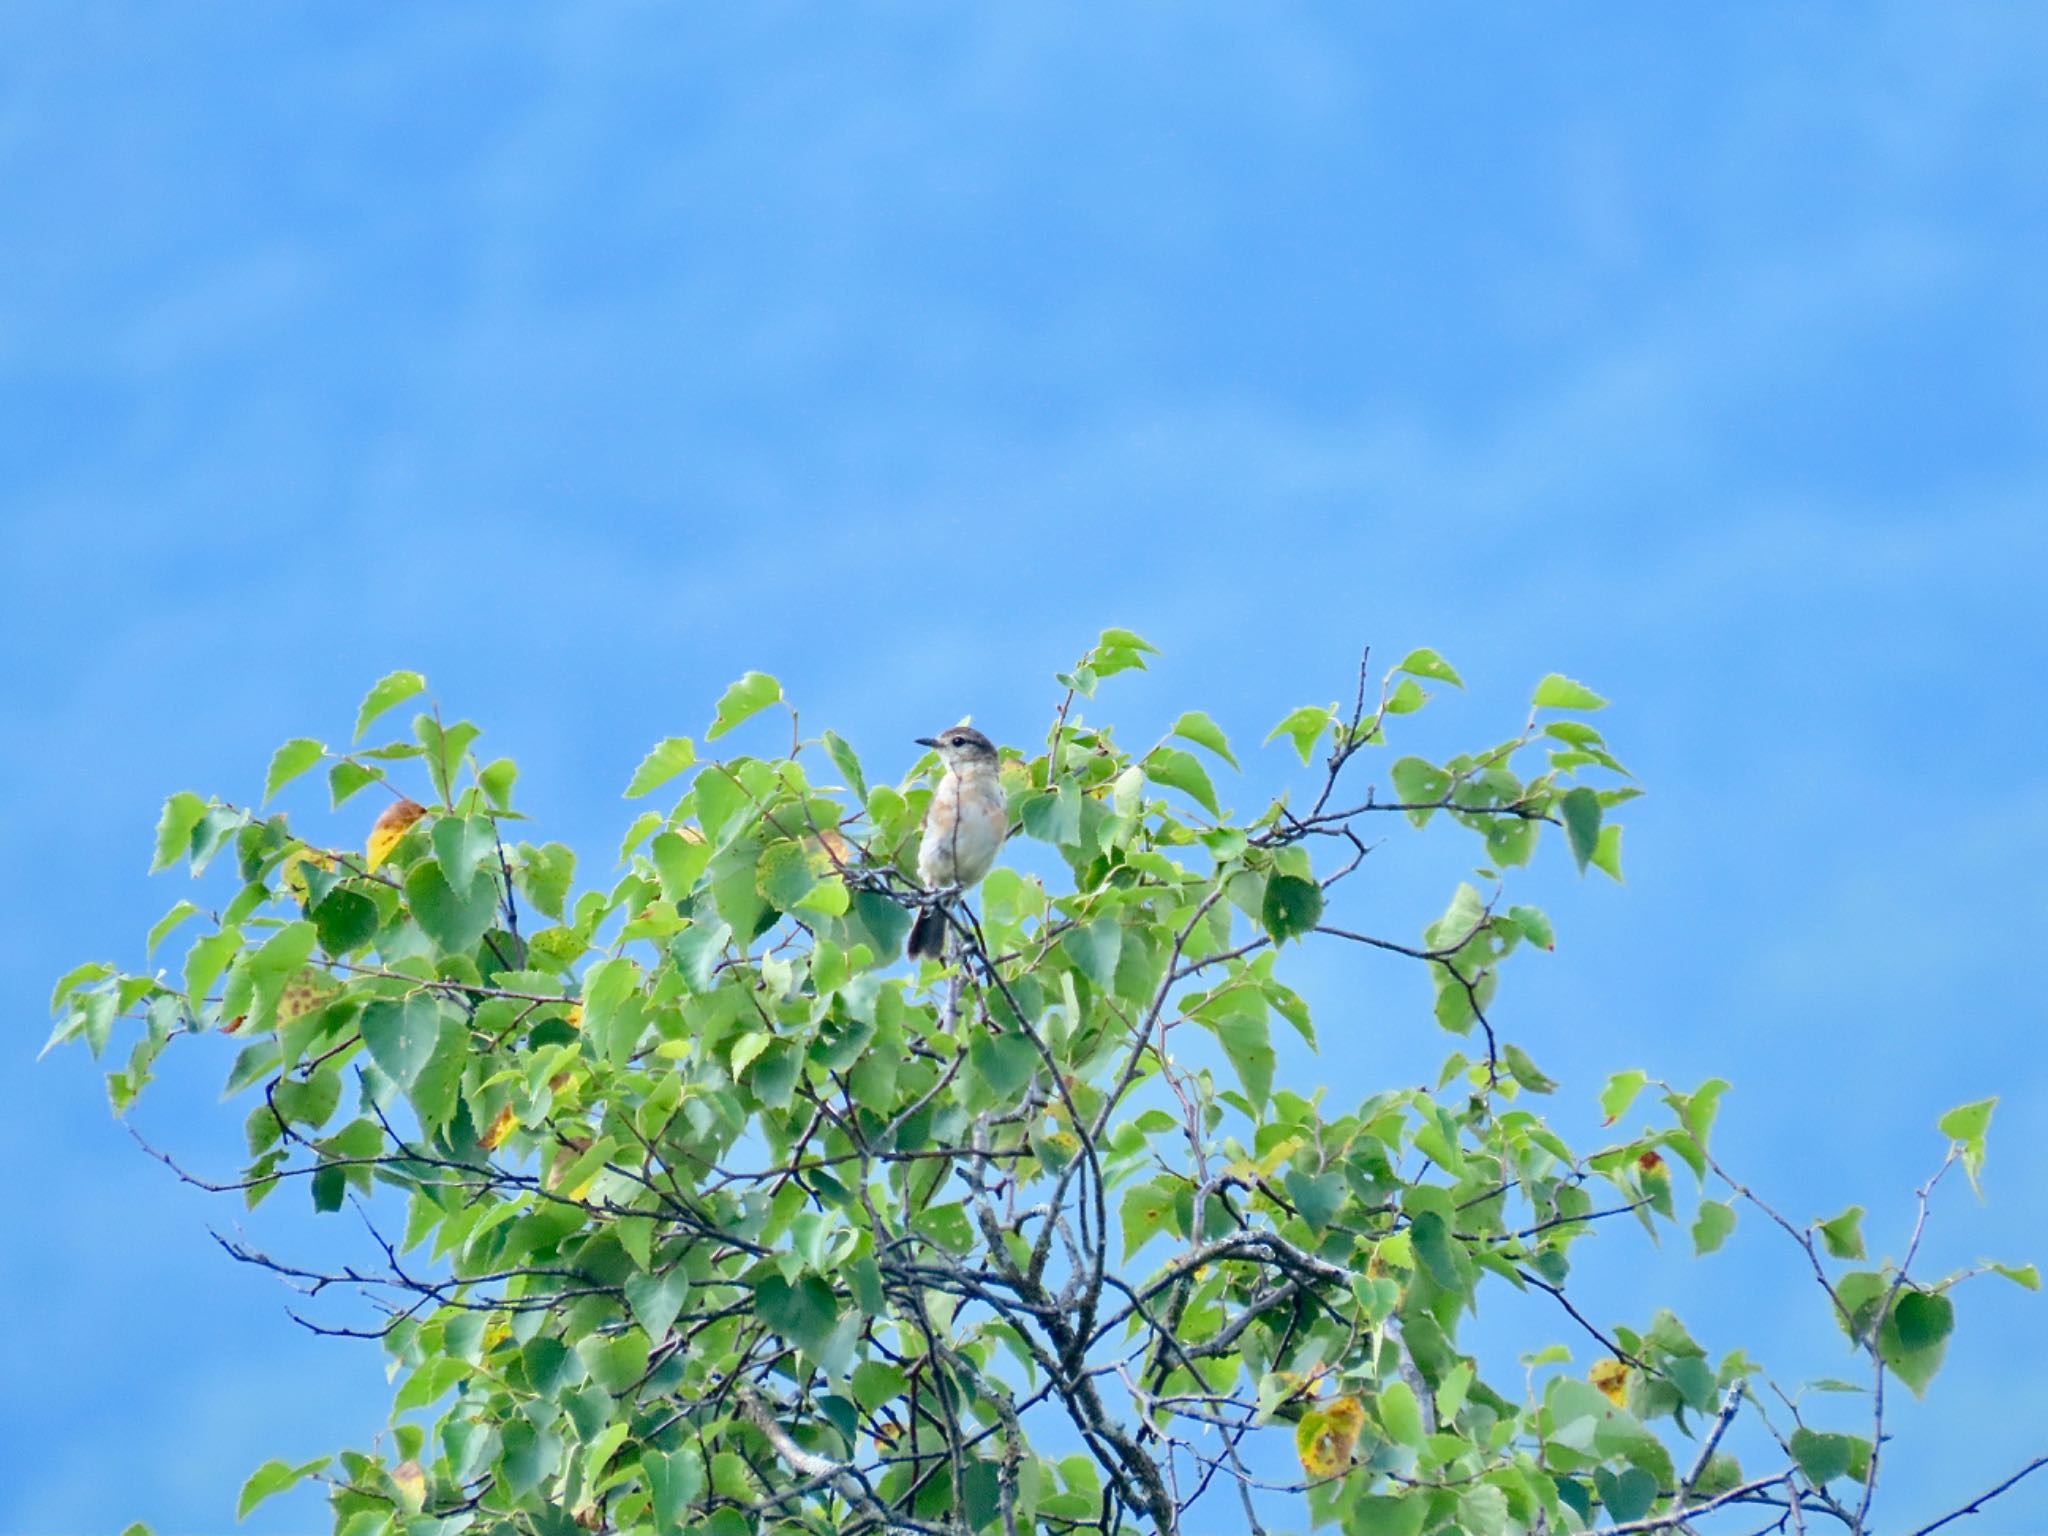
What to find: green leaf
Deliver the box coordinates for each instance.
[1383,678,1428,715]
[624,1270,690,1342]
[1818,1205,1866,1260]
[1601,1069,1647,1123]
[1095,627,1159,665]
[1347,1494,1427,1536]
[1665,1353,1718,1413]
[312,889,378,955]
[755,841,817,910]
[1790,1427,1855,1485]
[518,841,576,921]
[708,672,782,739]
[1532,673,1609,711]
[1397,647,1464,687]
[328,760,378,808]
[1061,919,1123,992]
[263,739,325,802]
[50,960,113,1015]
[1594,1466,1657,1523]
[1409,1208,1462,1289]
[646,1448,706,1531]
[1120,1178,1182,1260]
[1143,745,1221,817]
[184,928,241,1004]
[354,670,427,742]
[478,756,518,809]
[1502,1042,1557,1093]
[1377,1379,1424,1448]
[626,737,697,798]
[1283,1169,1346,1231]
[249,920,317,982]
[406,861,498,956]
[1891,1288,1953,1352]
[1678,1077,1729,1150]
[1170,709,1239,768]
[1261,874,1324,945]
[433,813,499,891]
[1266,705,1334,765]
[1692,1199,1737,1256]
[1879,1289,1954,1396]
[151,791,209,872]
[821,729,868,800]
[753,1273,839,1358]
[969,1031,1039,1099]
[651,831,712,903]
[1200,998,1274,1113]
[1991,1261,2041,1291]
[237,1456,328,1519]
[359,995,444,1092]
[1939,1097,1996,1191]
[1389,757,1452,822]
[1507,904,1555,950]
[1590,823,1625,881]
[414,714,480,805]
[1020,784,1083,848]
[146,901,203,958]
[1940,1097,1997,1142]
[1559,787,1602,873]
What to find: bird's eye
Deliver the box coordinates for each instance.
[950,736,966,747]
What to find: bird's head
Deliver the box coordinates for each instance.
[915,724,998,770]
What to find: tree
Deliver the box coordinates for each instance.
[48,633,2040,1536]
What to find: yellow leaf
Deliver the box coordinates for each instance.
[1295,1394,1364,1478]
[566,1003,584,1030]
[478,1104,518,1152]
[1254,1134,1306,1179]
[366,798,428,871]
[1590,1356,1630,1407]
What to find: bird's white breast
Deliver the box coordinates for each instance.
[918,768,1008,888]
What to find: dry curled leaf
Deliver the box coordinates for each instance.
[366,798,428,872]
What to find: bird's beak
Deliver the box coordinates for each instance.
[913,737,939,748]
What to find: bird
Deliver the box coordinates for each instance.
[906,724,1007,961]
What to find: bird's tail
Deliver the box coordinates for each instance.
[906,902,948,961]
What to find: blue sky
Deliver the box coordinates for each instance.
[4,5,2045,1532]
